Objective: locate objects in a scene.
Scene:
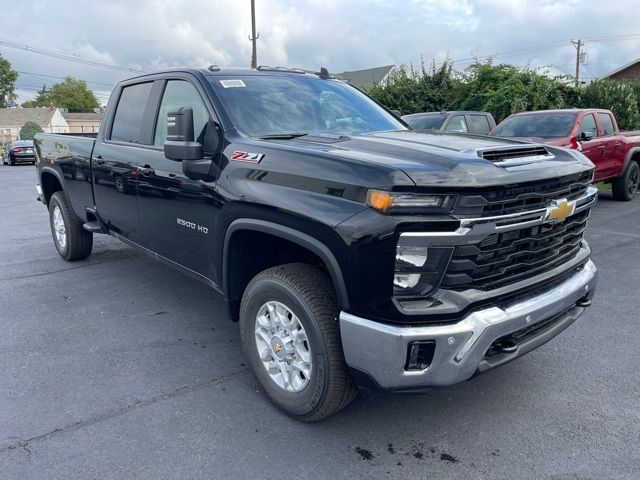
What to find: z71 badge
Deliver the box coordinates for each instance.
[231,151,264,163]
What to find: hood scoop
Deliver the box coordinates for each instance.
[469,145,554,167]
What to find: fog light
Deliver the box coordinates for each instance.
[405,340,436,371]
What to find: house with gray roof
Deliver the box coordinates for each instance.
[334,65,397,89]
[0,107,69,143]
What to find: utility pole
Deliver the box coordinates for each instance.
[249,0,259,68]
[571,39,583,87]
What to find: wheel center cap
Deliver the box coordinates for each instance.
[270,336,286,360]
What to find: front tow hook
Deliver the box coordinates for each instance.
[576,297,592,308]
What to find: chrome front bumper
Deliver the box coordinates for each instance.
[340,259,597,390]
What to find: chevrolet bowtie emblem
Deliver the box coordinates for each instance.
[273,343,283,354]
[545,199,575,223]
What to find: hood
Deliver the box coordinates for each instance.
[288,130,593,189]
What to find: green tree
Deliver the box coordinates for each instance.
[26,77,99,112]
[454,61,574,123]
[0,54,18,107]
[579,79,640,130]
[364,60,460,115]
[19,121,44,140]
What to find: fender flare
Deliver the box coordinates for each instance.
[223,218,349,309]
[623,147,640,171]
[39,165,69,205]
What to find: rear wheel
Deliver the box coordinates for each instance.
[612,161,639,201]
[239,263,358,421]
[49,191,93,261]
[9,154,15,166]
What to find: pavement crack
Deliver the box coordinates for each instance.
[0,254,135,282]
[0,368,248,454]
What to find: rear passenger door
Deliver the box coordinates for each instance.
[137,78,222,280]
[465,114,492,135]
[596,112,624,179]
[443,115,468,133]
[92,81,159,244]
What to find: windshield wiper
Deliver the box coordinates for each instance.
[257,132,310,140]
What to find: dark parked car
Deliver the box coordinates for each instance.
[34,67,597,421]
[402,111,496,135]
[4,139,36,165]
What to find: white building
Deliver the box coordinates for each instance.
[0,107,69,143]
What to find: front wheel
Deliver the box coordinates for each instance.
[239,263,358,421]
[49,191,93,261]
[612,161,640,201]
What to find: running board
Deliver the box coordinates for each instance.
[83,221,108,233]
[83,207,109,234]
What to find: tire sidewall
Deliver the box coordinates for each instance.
[49,194,70,259]
[626,161,639,199]
[240,277,330,417]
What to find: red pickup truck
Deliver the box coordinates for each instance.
[492,109,640,201]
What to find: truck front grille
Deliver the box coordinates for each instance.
[454,171,593,218]
[441,208,590,290]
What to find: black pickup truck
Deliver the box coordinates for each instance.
[34,67,598,421]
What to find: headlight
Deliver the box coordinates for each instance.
[367,190,450,213]
[393,234,452,297]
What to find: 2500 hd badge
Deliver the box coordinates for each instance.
[177,217,208,234]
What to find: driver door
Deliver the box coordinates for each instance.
[137,78,222,280]
[576,113,604,180]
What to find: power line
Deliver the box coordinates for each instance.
[15,83,111,98]
[17,70,115,88]
[0,38,145,73]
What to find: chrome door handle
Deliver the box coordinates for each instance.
[137,166,155,175]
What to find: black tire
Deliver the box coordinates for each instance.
[239,263,358,422]
[9,154,15,166]
[612,161,640,201]
[48,191,93,261]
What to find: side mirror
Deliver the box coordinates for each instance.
[164,107,203,161]
[579,131,593,142]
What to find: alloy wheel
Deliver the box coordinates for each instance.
[254,301,312,392]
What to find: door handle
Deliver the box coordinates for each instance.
[137,166,155,175]
[597,145,605,149]
[92,156,105,165]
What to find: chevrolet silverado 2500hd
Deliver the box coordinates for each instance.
[34,67,598,421]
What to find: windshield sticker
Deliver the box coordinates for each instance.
[220,79,246,88]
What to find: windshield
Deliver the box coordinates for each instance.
[209,75,405,137]
[402,114,446,130]
[492,113,577,139]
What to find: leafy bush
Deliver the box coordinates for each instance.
[578,79,640,130]
[454,62,575,122]
[364,61,459,115]
[19,121,44,140]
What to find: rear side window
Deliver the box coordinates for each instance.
[597,113,615,136]
[467,115,491,134]
[578,114,598,138]
[110,82,153,144]
[445,115,468,132]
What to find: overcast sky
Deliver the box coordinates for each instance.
[3,0,639,104]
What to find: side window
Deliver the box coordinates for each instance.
[154,80,213,150]
[597,113,615,136]
[578,114,598,139]
[110,82,153,144]
[468,115,491,134]
[445,115,468,133]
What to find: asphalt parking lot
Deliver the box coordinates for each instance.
[1,164,639,479]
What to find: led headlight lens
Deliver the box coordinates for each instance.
[367,190,446,213]
[393,235,452,297]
